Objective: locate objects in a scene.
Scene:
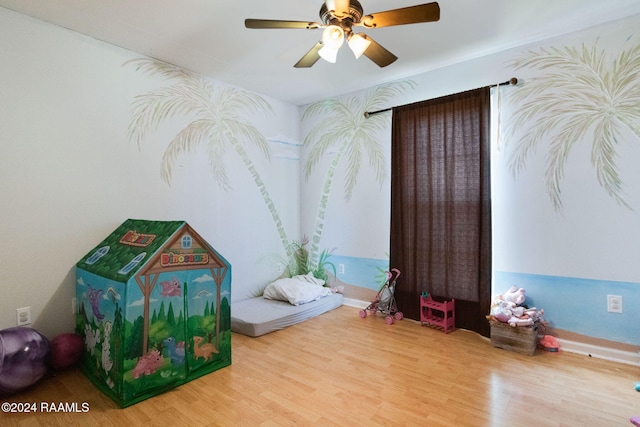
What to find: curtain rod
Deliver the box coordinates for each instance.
[363,77,518,118]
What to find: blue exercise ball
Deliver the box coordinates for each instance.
[0,327,50,395]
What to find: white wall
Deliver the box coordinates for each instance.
[0,8,300,338]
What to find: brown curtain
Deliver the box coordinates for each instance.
[389,87,491,337]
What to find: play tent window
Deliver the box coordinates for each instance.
[118,252,146,275]
[181,235,192,249]
[86,246,110,265]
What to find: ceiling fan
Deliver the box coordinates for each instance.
[245,0,440,68]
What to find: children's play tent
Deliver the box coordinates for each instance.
[75,219,231,407]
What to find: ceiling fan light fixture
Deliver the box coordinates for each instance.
[318,24,344,63]
[318,45,340,63]
[348,33,371,58]
[246,1,441,68]
[321,25,345,49]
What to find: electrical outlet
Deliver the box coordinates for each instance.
[16,307,31,326]
[338,264,345,274]
[607,295,622,313]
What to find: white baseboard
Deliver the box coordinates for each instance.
[342,298,640,367]
[557,338,640,367]
[342,297,369,309]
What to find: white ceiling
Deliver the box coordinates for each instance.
[2,0,640,105]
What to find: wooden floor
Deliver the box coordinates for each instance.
[3,306,639,426]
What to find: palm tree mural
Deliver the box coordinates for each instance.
[126,58,292,257]
[506,39,640,212]
[302,80,415,266]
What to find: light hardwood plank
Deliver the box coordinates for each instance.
[2,306,639,426]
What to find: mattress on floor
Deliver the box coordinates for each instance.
[231,293,343,337]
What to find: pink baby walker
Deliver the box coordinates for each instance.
[359,268,403,324]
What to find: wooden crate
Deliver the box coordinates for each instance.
[490,320,539,355]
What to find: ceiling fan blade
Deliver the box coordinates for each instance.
[294,42,323,68]
[360,2,440,28]
[325,0,351,17]
[245,19,321,29]
[362,36,398,67]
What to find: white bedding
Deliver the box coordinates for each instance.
[263,272,332,305]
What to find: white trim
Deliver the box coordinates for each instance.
[556,338,640,367]
[342,297,369,309]
[342,298,640,366]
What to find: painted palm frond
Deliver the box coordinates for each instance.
[128,80,214,147]
[304,118,346,178]
[507,39,640,212]
[127,58,291,256]
[361,79,418,110]
[214,86,274,129]
[129,61,272,191]
[302,80,415,264]
[161,119,219,185]
[303,80,415,195]
[125,58,193,81]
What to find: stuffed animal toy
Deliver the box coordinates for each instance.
[507,314,535,327]
[501,285,526,305]
[488,286,547,327]
[490,300,513,323]
[524,307,544,322]
[488,285,546,327]
[506,306,546,327]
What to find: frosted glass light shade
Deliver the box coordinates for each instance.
[322,25,344,49]
[319,25,344,63]
[348,33,371,58]
[318,45,340,63]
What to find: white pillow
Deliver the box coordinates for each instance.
[263,274,331,305]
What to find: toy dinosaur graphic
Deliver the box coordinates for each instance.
[131,349,162,379]
[87,284,104,321]
[162,336,185,365]
[193,336,218,362]
[160,277,181,297]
